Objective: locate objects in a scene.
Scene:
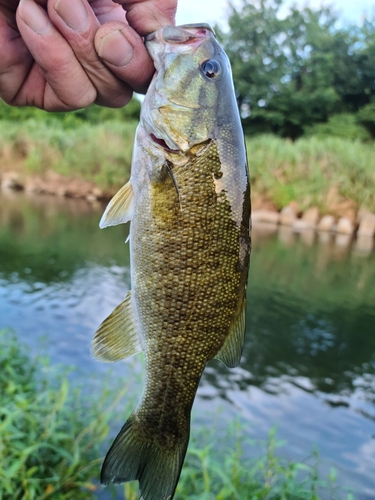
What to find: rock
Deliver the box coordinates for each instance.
[91,187,104,199]
[252,210,279,225]
[279,206,297,226]
[357,212,375,238]
[1,172,24,191]
[302,207,319,226]
[336,217,354,235]
[293,219,312,232]
[317,215,335,232]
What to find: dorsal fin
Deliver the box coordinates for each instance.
[91,291,142,362]
[215,298,246,368]
[99,180,134,228]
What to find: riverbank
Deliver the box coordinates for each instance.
[1,119,375,237]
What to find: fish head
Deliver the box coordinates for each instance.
[142,24,237,154]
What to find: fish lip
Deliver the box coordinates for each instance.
[144,23,215,43]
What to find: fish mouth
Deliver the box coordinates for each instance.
[150,134,180,153]
[145,24,215,45]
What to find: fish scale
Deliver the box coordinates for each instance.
[92,23,250,500]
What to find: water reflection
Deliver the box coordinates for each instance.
[1,191,375,497]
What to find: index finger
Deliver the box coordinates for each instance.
[113,0,176,35]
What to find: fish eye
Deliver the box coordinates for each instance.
[201,59,221,79]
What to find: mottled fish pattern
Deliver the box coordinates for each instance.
[92,23,251,500]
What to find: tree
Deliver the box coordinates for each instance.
[217,0,375,139]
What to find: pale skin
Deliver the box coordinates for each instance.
[0,0,177,111]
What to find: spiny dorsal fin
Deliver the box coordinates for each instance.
[99,180,134,228]
[91,291,142,362]
[215,298,246,368]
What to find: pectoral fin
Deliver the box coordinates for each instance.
[91,291,142,362]
[215,298,246,368]
[99,180,134,228]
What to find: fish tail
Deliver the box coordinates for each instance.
[100,413,189,500]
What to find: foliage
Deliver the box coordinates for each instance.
[0,119,137,189]
[0,98,141,126]
[0,328,125,500]
[2,118,375,212]
[121,427,353,499]
[304,113,371,142]
[246,134,375,212]
[217,0,375,139]
[357,101,375,138]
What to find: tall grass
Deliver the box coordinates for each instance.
[0,120,137,190]
[1,119,375,212]
[247,135,375,213]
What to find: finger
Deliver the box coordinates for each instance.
[47,0,133,107]
[88,0,126,24]
[114,0,177,35]
[16,0,97,110]
[95,21,154,94]
[0,3,33,104]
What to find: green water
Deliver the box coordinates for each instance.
[0,190,374,498]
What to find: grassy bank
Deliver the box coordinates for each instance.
[0,120,136,191]
[246,135,375,214]
[0,328,353,499]
[1,119,375,214]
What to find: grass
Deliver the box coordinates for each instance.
[246,134,375,213]
[0,328,355,499]
[0,328,126,500]
[1,118,375,213]
[0,119,137,190]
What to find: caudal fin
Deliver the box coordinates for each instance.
[101,414,189,500]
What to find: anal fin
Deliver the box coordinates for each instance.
[91,291,142,362]
[215,298,246,368]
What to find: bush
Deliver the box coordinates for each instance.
[304,114,371,142]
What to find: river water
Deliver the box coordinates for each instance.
[0,190,374,499]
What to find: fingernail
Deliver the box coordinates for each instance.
[55,0,88,32]
[18,0,52,35]
[98,30,134,67]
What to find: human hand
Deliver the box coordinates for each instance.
[0,0,176,111]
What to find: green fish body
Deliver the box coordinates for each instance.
[92,24,251,500]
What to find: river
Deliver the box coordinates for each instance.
[0,190,374,499]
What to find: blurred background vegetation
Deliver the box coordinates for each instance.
[1,0,374,143]
[1,0,375,214]
[216,0,375,141]
[1,0,375,142]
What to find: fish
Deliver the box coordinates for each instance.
[91,23,251,500]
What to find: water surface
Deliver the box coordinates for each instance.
[0,191,374,498]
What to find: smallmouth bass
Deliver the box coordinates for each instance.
[92,23,251,500]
